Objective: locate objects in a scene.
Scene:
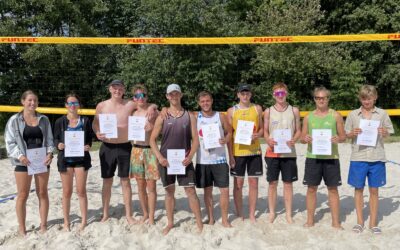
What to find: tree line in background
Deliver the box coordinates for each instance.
[1,0,400,129]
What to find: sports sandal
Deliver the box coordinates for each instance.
[352,224,364,233]
[370,227,382,234]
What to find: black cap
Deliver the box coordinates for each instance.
[237,83,252,92]
[109,79,125,87]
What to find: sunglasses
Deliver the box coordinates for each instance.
[133,93,147,99]
[66,101,80,107]
[273,91,287,97]
[314,96,328,101]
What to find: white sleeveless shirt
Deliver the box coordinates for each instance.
[196,112,227,164]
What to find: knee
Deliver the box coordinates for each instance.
[76,188,87,199]
[63,189,73,199]
[18,191,30,202]
[184,187,197,197]
[269,181,278,189]
[327,186,339,194]
[248,179,258,189]
[369,188,379,196]
[307,186,318,194]
[36,189,48,200]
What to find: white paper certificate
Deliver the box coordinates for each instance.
[128,116,146,142]
[202,123,221,149]
[312,129,332,155]
[64,131,84,157]
[234,120,254,145]
[357,119,380,147]
[26,147,47,175]
[167,149,185,175]
[99,114,118,139]
[273,129,292,153]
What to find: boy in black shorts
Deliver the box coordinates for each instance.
[150,84,203,235]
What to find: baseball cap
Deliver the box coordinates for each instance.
[166,83,182,94]
[237,83,252,92]
[108,79,125,87]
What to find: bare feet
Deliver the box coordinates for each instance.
[205,217,215,225]
[126,216,139,225]
[332,223,344,230]
[78,222,87,232]
[249,216,257,224]
[139,216,149,224]
[196,222,204,233]
[148,218,155,225]
[18,228,27,237]
[268,213,276,223]
[221,221,233,228]
[39,224,47,234]
[303,222,314,228]
[63,223,70,232]
[100,215,109,222]
[163,224,174,235]
[286,214,294,224]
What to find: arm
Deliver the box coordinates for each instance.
[289,107,302,146]
[183,113,199,166]
[149,116,168,167]
[146,103,159,121]
[378,112,394,138]
[333,111,346,143]
[84,117,93,151]
[44,116,55,165]
[54,117,64,150]
[300,115,311,144]
[92,102,106,140]
[344,112,361,139]
[252,105,264,140]
[226,107,235,168]
[263,108,275,148]
[219,113,232,144]
[4,116,24,161]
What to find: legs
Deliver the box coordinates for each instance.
[101,177,113,222]
[368,187,379,229]
[219,187,232,227]
[283,182,294,224]
[135,178,157,224]
[184,186,203,232]
[136,178,149,223]
[305,185,317,227]
[75,168,88,230]
[248,177,258,223]
[14,172,33,236]
[60,169,74,231]
[120,177,137,224]
[327,186,342,229]
[233,177,244,219]
[268,181,278,223]
[204,186,214,225]
[354,188,365,226]
[34,171,50,233]
[163,185,175,235]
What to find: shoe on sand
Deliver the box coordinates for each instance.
[370,227,382,234]
[352,224,364,234]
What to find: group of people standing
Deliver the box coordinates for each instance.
[4,80,393,237]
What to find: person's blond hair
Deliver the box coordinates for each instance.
[358,84,377,99]
[312,86,331,98]
[272,82,288,92]
[131,84,148,95]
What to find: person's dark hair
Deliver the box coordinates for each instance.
[197,91,213,101]
[21,90,38,101]
[65,93,82,107]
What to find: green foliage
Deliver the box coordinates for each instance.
[0,0,399,116]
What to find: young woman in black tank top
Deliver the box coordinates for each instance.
[4,90,54,236]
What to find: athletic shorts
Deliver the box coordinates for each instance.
[195,163,229,188]
[100,142,132,178]
[130,144,160,180]
[303,158,342,187]
[265,157,298,183]
[348,161,386,188]
[230,155,263,177]
[15,165,50,172]
[159,163,196,188]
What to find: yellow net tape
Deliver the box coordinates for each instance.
[1,106,400,117]
[1,34,400,45]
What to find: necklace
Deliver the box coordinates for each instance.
[169,108,183,118]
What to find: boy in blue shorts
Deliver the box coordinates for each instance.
[345,85,394,234]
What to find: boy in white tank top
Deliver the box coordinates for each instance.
[195,91,232,227]
[263,82,301,224]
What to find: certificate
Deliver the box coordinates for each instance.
[99,114,118,139]
[64,131,84,157]
[128,116,146,142]
[26,147,47,175]
[312,129,332,155]
[202,123,221,149]
[234,120,254,145]
[273,129,292,154]
[357,119,380,147]
[167,149,185,175]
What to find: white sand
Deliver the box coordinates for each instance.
[1,143,400,249]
